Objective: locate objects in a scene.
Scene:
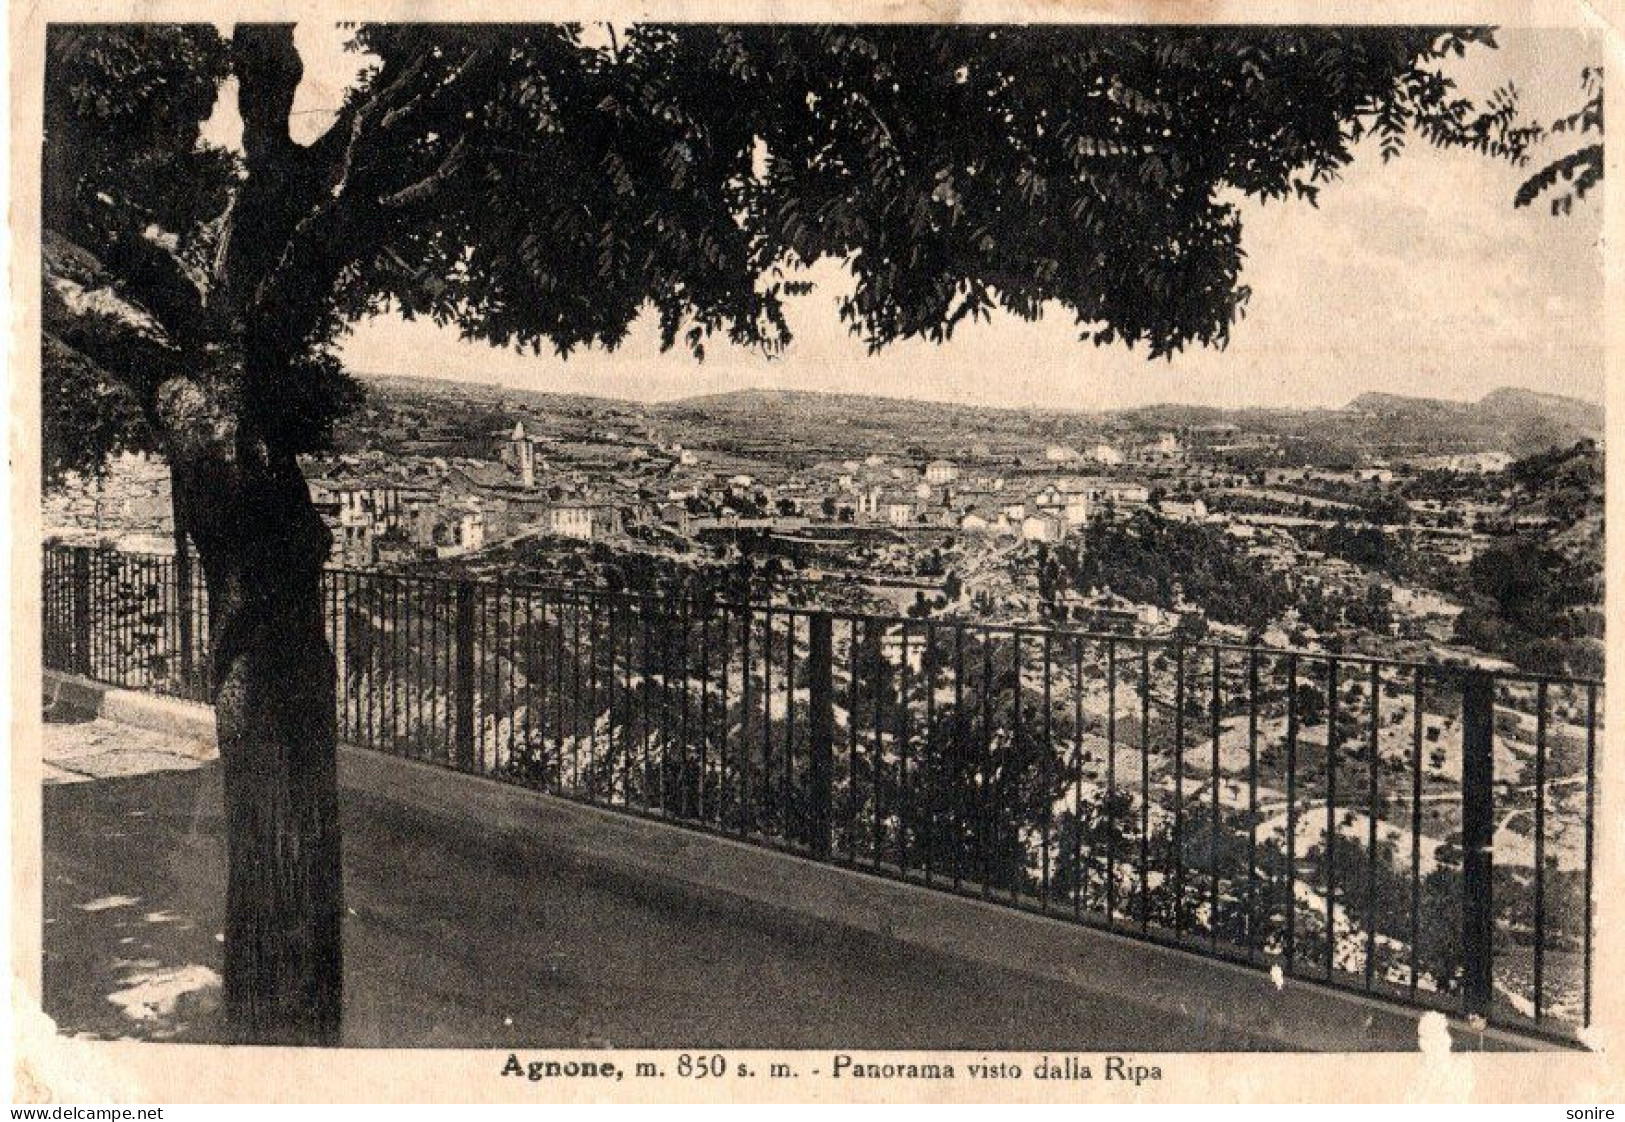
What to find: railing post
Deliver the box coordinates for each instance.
[453,581,477,771]
[1460,669,1496,1019]
[805,612,835,858]
[71,547,92,677]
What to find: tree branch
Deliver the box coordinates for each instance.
[380,46,489,131]
[233,25,302,170]
[378,137,469,208]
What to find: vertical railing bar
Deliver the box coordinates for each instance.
[699,607,711,823]
[470,583,481,767]
[720,605,731,830]
[608,598,621,806]
[785,614,796,848]
[103,550,114,683]
[641,601,654,812]
[1041,632,1053,911]
[1173,644,1186,939]
[849,618,861,864]
[924,620,938,885]
[1366,663,1381,992]
[1286,653,1299,972]
[506,585,518,772]
[487,584,498,771]
[124,553,133,684]
[1460,669,1497,1021]
[1247,649,1259,962]
[405,574,416,755]
[1139,645,1151,933]
[899,623,912,878]
[424,577,434,759]
[368,576,378,752]
[105,551,115,684]
[1410,666,1424,1002]
[872,619,885,871]
[591,594,603,800]
[1106,637,1117,924]
[953,625,965,890]
[521,591,533,779]
[806,612,835,858]
[1584,682,1596,1026]
[573,592,585,795]
[346,572,356,745]
[107,551,116,684]
[474,582,481,764]
[592,595,604,803]
[393,575,403,750]
[485,584,496,771]
[109,553,121,685]
[399,576,410,752]
[1209,643,1222,949]
[393,574,404,753]
[338,572,347,748]
[1533,679,1548,1022]
[435,572,442,754]
[432,582,445,764]
[435,577,444,759]
[1076,637,1088,920]
[87,550,96,681]
[740,607,753,837]
[981,630,994,901]
[1007,634,1022,905]
[142,555,152,688]
[1210,647,1222,953]
[556,591,568,793]
[761,610,773,836]
[1326,657,1339,981]
[680,596,694,818]
[112,552,121,685]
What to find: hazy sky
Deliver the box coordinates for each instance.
[203,24,1605,411]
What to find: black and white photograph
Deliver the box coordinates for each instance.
[14,1,1621,1104]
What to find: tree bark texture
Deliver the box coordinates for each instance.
[164,370,342,1043]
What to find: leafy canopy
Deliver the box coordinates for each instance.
[45,23,1539,483]
[1513,66,1603,216]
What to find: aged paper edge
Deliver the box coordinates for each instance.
[8,0,1625,1104]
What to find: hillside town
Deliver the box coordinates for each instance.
[44,377,1603,681]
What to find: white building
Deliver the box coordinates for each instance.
[548,505,595,540]
[1021,514,1066,542]
[924,459,960,485]
[1160,498,1209,521]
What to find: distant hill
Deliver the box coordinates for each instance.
[350,373,1601,462]
[1340,387,1601,456]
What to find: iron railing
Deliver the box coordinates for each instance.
[41,543,1602,1042]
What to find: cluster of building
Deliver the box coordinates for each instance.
[304,422,1207,566]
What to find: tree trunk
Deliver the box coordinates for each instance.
[170,439,342,1045]
[168,471,195,696]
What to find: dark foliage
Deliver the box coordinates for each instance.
[1049,511,1294,631]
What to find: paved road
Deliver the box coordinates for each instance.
[43,711,1296,1050]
